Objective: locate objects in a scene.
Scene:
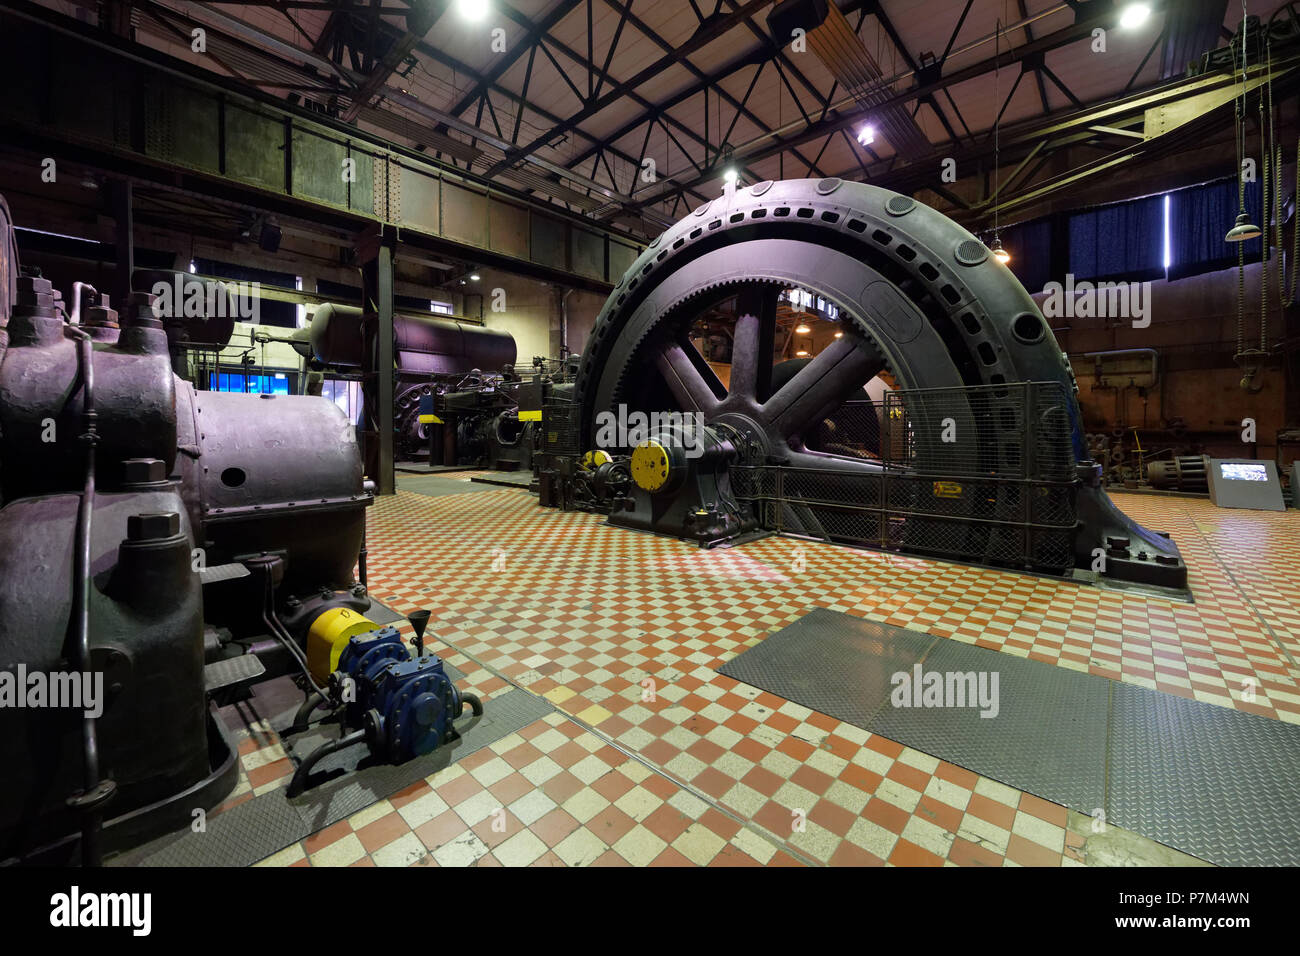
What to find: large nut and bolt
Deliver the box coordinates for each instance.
[122,458,167,484]
[127,512,181,541]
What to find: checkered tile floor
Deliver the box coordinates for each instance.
[242,477,1298,866]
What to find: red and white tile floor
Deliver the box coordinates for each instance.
[242,475,1299,867]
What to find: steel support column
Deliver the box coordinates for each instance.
[110,178,134,306]
[359,225,396,496]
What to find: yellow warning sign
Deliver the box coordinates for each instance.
[932,481,963,499]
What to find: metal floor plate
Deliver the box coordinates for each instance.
[871,638,1110,813]
[1107,683,1300,867]
[397,475,504,498]
[717,607,936,728]
[470,474,532,489]
[720,608,1300,866]
[363,599,407,626]
[108,686,552,867]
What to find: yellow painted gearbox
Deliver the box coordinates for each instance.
[306,607,381,682]
[581,449,612,469]
[630,439,672,492]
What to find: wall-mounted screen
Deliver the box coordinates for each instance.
[1220,463,1269,481]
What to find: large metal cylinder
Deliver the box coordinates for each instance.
[0,486,209,859]
[0,246,372,858]
[131,269,239,349]
[310,302,516,373]
[176,385,368,593]
[1148,455,1210,491]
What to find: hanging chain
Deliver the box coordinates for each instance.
[1260,87,1269,351]
[993,18,1000,238]
[1235,22,1247,357]
[1265,31,1300,313]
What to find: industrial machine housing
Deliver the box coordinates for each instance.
[538,178,1189,593]
[0,196,480,864]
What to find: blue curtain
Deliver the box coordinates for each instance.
[1168,177,1262,280]
[1001,217,1053,294]
[1068,194,1165,282]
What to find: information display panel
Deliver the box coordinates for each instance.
[1207,458,1286,511]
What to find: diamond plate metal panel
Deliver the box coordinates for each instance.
[871,638,1111,813]
[203,654,266,693]
[718,607,936,728]
[363,599,407,626]
[293,688,553,831]
[400,474,504,498]
[111,688,549,866]
[1107,683,1300,867]
[198,562,250,585]
[124,788,309,868]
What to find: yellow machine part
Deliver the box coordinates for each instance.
[306,607,382,683]
[630,440,671,492]
[581,449,612,469]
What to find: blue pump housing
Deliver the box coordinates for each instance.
[335,626,466,762]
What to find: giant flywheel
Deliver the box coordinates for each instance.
[570,178,1187,592]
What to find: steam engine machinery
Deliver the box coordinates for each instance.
[542,178,1189,593]
[426,356,581,471]
[0,196,476,865]
[299,302,518,462]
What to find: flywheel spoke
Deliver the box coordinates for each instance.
[762,336,886,440]
[729,285,779,404]
[655,339,725,417]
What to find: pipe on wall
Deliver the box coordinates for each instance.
[561,287,573,356]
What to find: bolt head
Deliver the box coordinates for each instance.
[122,458,166,484]
[17,275,52,296]
[125,292,162,323]
[127,511,180,541]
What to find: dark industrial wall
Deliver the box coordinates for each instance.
[1040,261,1294,466]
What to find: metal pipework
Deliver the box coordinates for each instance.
[1083,348,1159,389]
[63,323,113,867]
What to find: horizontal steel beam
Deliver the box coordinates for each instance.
[0,3,643,293]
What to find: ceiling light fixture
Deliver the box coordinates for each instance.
[457,0,490,22]
[795,349,809,357]
[833,330,844,338]
[795,323,811,334]
[723,167,739,185]
[988,20,1011,269]
[470,273,481,281]
[1119,2,1151,31]
[856,124,875,147]
[1225,212,1262,243]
